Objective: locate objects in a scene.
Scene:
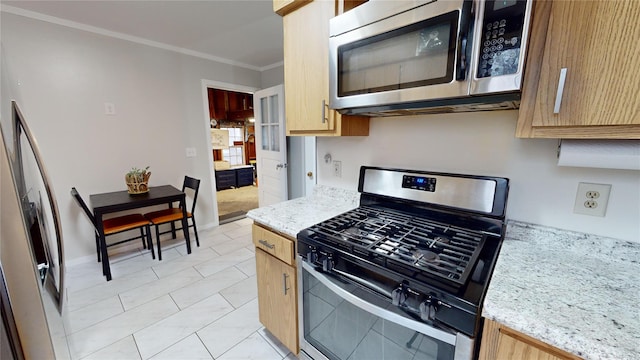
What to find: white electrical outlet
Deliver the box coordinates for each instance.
[333,160,342,178]
[573,182,611,217]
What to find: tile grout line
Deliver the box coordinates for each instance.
[64,222,258,360]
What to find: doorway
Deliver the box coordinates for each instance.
[206,84,259,224]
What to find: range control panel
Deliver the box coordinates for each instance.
[402,175,436,192]
[477,0,528,78]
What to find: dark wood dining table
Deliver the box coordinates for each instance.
[90,185,191,281]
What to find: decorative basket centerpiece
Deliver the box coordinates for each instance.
[125,166,151,194]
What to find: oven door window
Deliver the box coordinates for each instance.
[301,266,457,360]
[338,12,458,97]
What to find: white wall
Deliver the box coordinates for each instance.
[0,13,264,263]
[260,64,284,89]
[317,111,640,243]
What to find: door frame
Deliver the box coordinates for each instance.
[200,79,258,226]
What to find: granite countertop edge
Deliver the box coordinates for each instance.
[246,184,361,238]
[483,220,640,360]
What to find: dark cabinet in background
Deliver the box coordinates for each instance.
[236,167,254,187]
[208,89,228,122]
[215,170,236,191]
[208,88,254,122]
[215,166,255,191]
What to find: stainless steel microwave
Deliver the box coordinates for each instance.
[329,0,533,116]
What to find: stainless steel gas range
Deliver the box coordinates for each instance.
[296,166,509,360]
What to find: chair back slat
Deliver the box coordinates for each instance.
[70,187,98,230]
[182,176,201,215]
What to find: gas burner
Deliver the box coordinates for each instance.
[344,227,361,237]
[433,236,451,245]
[413,249,440,265]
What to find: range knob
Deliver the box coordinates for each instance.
[306,248,318,264]
[391,284,408,306]
[419,296,438,321]
[322,255,334,272]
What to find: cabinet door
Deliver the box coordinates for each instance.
[283,0,333,133]
[517,0,640,138]
[282,0,369,136]
[255,248,298,354]
[479,319,582,360]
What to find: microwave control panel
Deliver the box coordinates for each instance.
[477,0,528,78]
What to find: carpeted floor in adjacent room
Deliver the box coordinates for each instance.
[217,185,259,222]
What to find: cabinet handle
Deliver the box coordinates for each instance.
[258,239,275,249]
[553,68,568,114]
[282,273,290,295]
[321,100,329,124]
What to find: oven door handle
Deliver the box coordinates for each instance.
[332,268,393,299]
[301,260,459,347]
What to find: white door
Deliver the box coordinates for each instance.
[255,84,288,207]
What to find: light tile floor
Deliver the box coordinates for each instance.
[61,218,298,360]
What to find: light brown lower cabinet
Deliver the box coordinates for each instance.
[253,224,298,354]
[479,319,583,360]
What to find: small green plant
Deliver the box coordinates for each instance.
[125,166,150,183]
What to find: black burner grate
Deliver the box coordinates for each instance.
[307,205,486,286]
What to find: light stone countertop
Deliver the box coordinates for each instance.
[246,184,360,238]
[247,187,639,360]
[484,220,640,360]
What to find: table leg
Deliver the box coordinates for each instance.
[180,195,191,254]
[95,214,112,281]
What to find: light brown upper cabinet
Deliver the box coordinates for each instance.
[278,0,369,136]
[517,0,640,138]
[273,0,311,16]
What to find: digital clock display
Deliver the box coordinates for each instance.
[402,175,436,192]
[494,0,517,11]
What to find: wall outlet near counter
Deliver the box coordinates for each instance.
[333,160,342,178]
[573,182,611,217]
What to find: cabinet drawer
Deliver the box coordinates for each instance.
[252,224,295,265]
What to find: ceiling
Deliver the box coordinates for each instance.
[1,0,284,71]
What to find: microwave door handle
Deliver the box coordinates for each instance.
[456,0,474,80]
[456,36,468,81]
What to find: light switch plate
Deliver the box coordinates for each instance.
[333,160,342,178]
[185,147,197,157]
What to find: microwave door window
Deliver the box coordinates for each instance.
[338,13,458,97]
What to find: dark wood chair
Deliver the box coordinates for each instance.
[70,187,154,262]
[144,176,201,260]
